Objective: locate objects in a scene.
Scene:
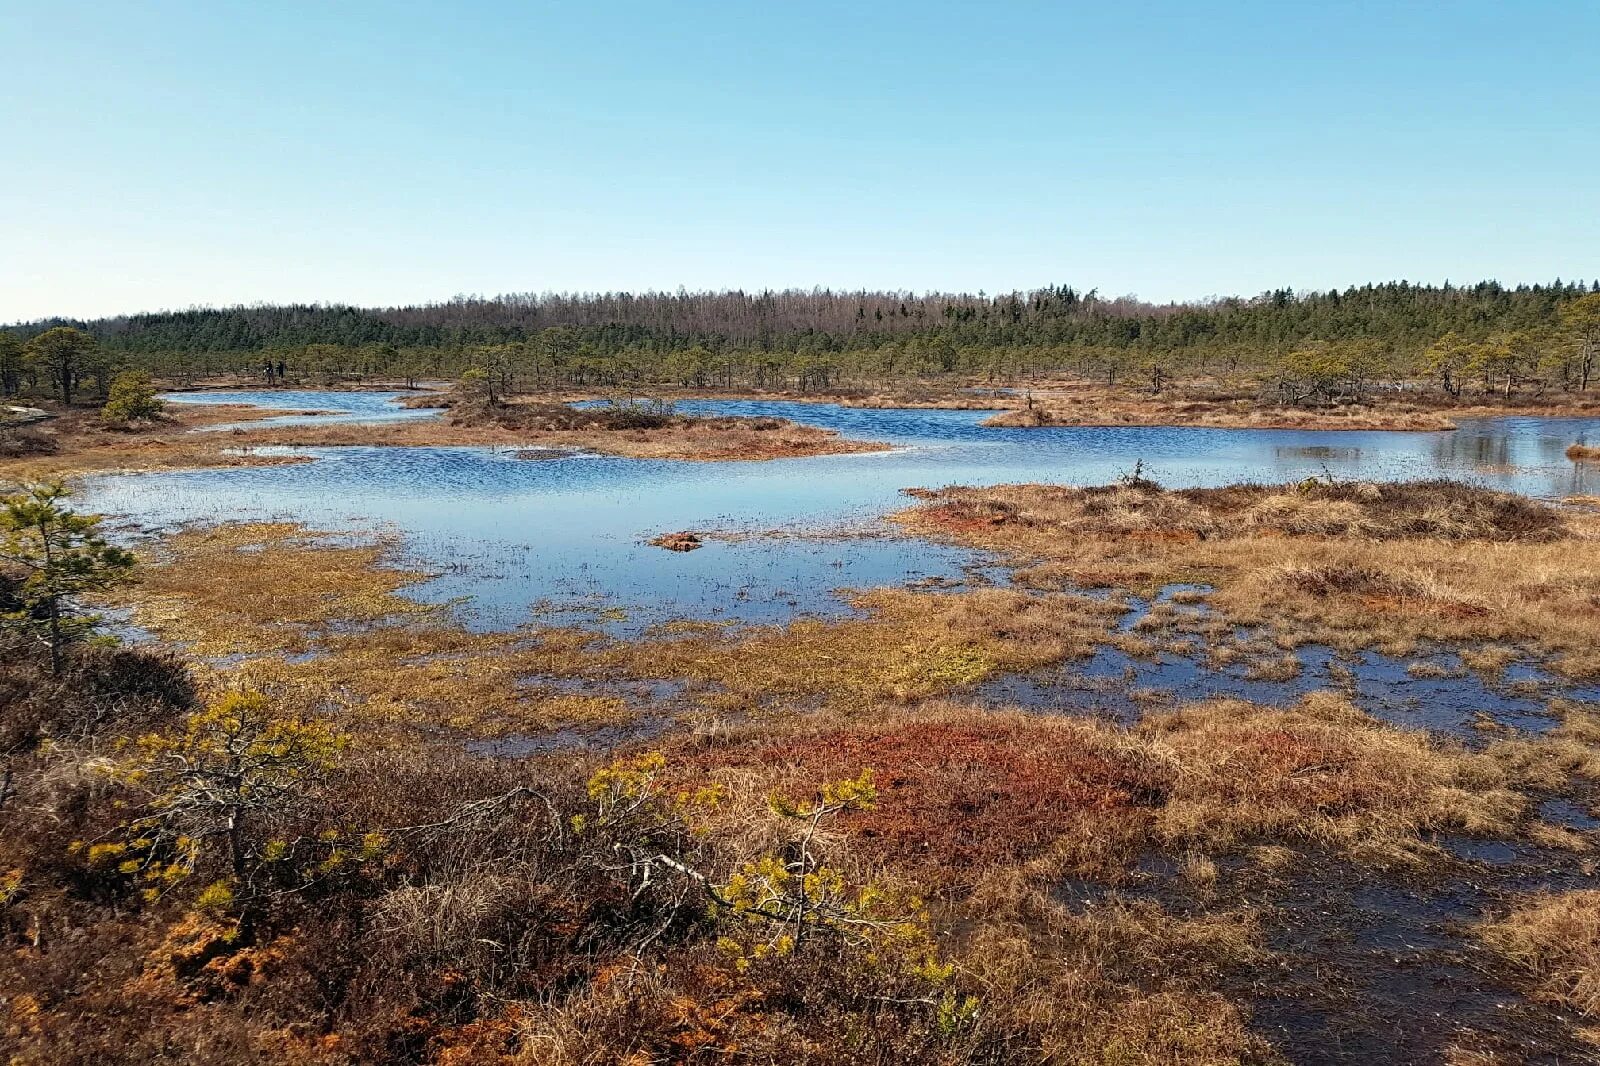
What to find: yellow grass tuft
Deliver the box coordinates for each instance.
[1480,890,1600,1017]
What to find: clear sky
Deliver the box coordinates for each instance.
[3,1,1596,322]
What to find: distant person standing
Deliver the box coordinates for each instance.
[276,359,287,383]
[263,359,276,385]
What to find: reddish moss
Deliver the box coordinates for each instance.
[681,719,1165,885]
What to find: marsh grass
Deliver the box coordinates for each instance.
[615,586,1130,713]
[1140,692,1523,862]
[124,522,1157,736]
[897,479,1600,676]
[13,587,1600,1062]
[16,457,1600,1060]
[0,403,315,484]
[121,523,633,737]
[128,523,438,656]
[65,478,1600,1061]
[633,690,1576,1058]
[247,397,891,461]
[1480,890,1600,1019]
[663,691,1533,896]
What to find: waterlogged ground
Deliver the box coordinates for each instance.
[71,392,1600,1061]
[162,388,440,430]
[86,391,1600,633]
[976,585,1600,740]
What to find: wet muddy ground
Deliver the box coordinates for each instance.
[1059,845,1597,1064]
[973,584,1600,743]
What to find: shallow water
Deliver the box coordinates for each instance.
[162,389,440,430]
[973,586,1600,738]
[83,392,1600,631]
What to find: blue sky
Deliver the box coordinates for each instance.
[2,1,1596,321]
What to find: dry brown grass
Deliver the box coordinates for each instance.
[248,396,890,461]
[1480,890,1600,1018]
[896,479,1600,676]
[1139,691,1522,862]
[979,381,1600,432]
[120,523,629,738]
[1569,443,1600,462]
[614,586,1129,713]
[0,402,315,483]
[1485,700,1600,796]
[983,383,1459,431]
[665,691,1527,895]
[128,523,437,656]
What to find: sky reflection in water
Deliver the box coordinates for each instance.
[82,393,1600,632]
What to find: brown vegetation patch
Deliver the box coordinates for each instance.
[121,522,1145,734]
[0,427,58,459]
[128,523,437,657]
[1480,890,1600,1018]
[1141,692,1522,861]
[896,479,1600,675]
[979,381,1600,434]
[907,478,1567,543]
[649,531,703,552]
[1569,443,1600,462]
[1283,563,1423,599]
[982,383,1460,431]
[667,690,1525,894]
[244,395,891,462]
[1,392,888,483]
[0,402,314,483]
[614,587,1129,712]
[120,523,631,738]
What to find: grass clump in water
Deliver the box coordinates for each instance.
[1481,890,1600,1020]
[897,478,1600,676]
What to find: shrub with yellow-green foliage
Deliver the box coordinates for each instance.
[110,690,350,907]
[716,769,926,956]
[100,370,165,426]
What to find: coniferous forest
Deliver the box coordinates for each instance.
[6,280,1597,394]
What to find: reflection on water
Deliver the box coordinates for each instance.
[83,394,1600,628]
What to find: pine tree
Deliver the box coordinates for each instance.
[0,482,136,674]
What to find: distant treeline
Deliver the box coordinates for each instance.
[9,280,1594,355]
[5,280,1600,398]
